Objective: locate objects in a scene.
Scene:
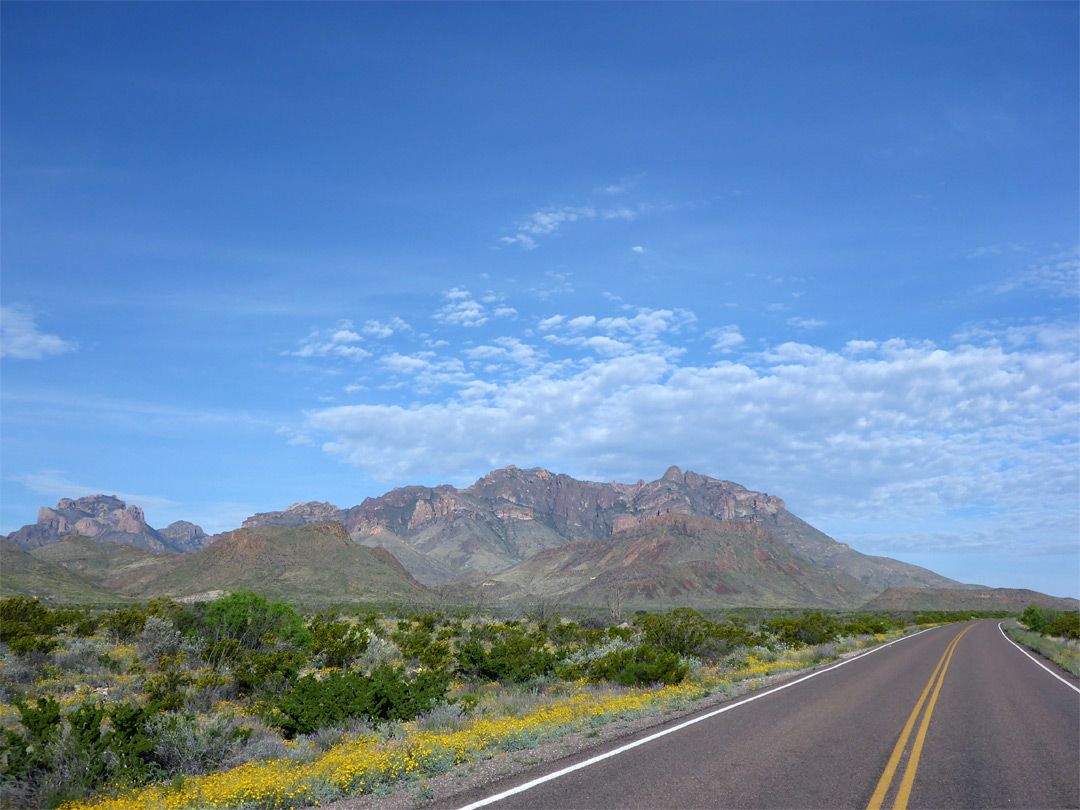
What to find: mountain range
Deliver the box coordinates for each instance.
[3,466,1071,610]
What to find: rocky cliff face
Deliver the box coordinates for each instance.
[241,502,345,530]
[226,465,969,595]
[6,496,210,554]
[158,521,210,554]
[331,466,953,594]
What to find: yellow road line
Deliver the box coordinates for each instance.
[866,625,972,810]
[893,625,971,809]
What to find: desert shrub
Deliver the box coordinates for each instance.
[1,597,62,637]
[54,636,110,674]
[307,612,369,668]
[0,597,62,658]
[563,644,689,687]
[147,711,249,776]
[390,621,434,664]
[634,608,759,660]
[73,616,99,637]
[358,632,399,670]
[455,634,559,684]
[137,616,182,663]
[231,649,306,700]
[838,613,900,636]
[1022,605,1080,639]
[144,654,194,711]
[0,698,161,808]
[763,611,840,648]
[270,664,449,739]
[204,590,308,652]
[0,696,61,790]
[101,607,147,642]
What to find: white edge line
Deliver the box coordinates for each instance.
[997,620,1080,695]
[455,625,937,810]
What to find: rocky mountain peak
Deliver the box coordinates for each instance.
[241,501,344,530]
[9,495,205,554]
[662,465,685,483]
[159,521,210,554]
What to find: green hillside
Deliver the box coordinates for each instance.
[0,539,132,605]
[136,522,431,606]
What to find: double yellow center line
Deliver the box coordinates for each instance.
[866,624,973,810]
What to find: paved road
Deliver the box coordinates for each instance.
[445,621,1079,809]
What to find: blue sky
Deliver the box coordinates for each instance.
[2,2,1077,597]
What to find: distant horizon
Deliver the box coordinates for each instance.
[3,3,1077,598]
[6,462,1079,601]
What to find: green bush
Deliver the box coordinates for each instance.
[270,665,449,739]
[1,597,63,657]
[634,607,760,660]
[763,611,840,647]
[455,634,559,684]
[0,698,162,808]
[308,613,369,668]
[563,644,689,687]
[102,607,147,642]
[1022,605,1080,639]
[0,696,61,788]
[231,649,306,700]
[204,589,308,651]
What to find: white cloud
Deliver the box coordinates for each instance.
[289,321,372,361]
[631,246,645,254]
[0,306,77,359]
[21,471,178,511]
[600,175,644,195]
[306,324,1078,564]
[331,329,362,344]
[528,271,575,300]
[362,317,411,339]
[434,287,487,327]
[787,317,827,329]
[708,325,745,352]
[500,200,645,249]
[975,247,1079,298]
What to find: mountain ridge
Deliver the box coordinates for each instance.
[4,466,1023,610]
[7,495,211,554]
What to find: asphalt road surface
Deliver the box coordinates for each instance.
[443,621,1079,810]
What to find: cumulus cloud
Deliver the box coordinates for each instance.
[289,320,371,361]
[538,307,695,359]
[434,288,487,327]
[306,325,1078,563]
[499,201,644,248]
[362,317,411,339]
[0,306,77,359]
[631,246,645,254]
[708,325,745,352]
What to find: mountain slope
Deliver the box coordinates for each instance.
[490,514,874,609]
[29,535,177,597]
[0,539,131,604]
[334,466,974,594]
[862,587,1079,613]
[135,522,431,605]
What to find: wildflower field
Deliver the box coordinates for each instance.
[0,593,1011,810]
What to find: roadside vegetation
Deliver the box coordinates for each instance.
[1003,605,1080,677]
[0,593,1008,810]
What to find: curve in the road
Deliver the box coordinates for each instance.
[997,621,1080,695]
[455,627,937,810]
